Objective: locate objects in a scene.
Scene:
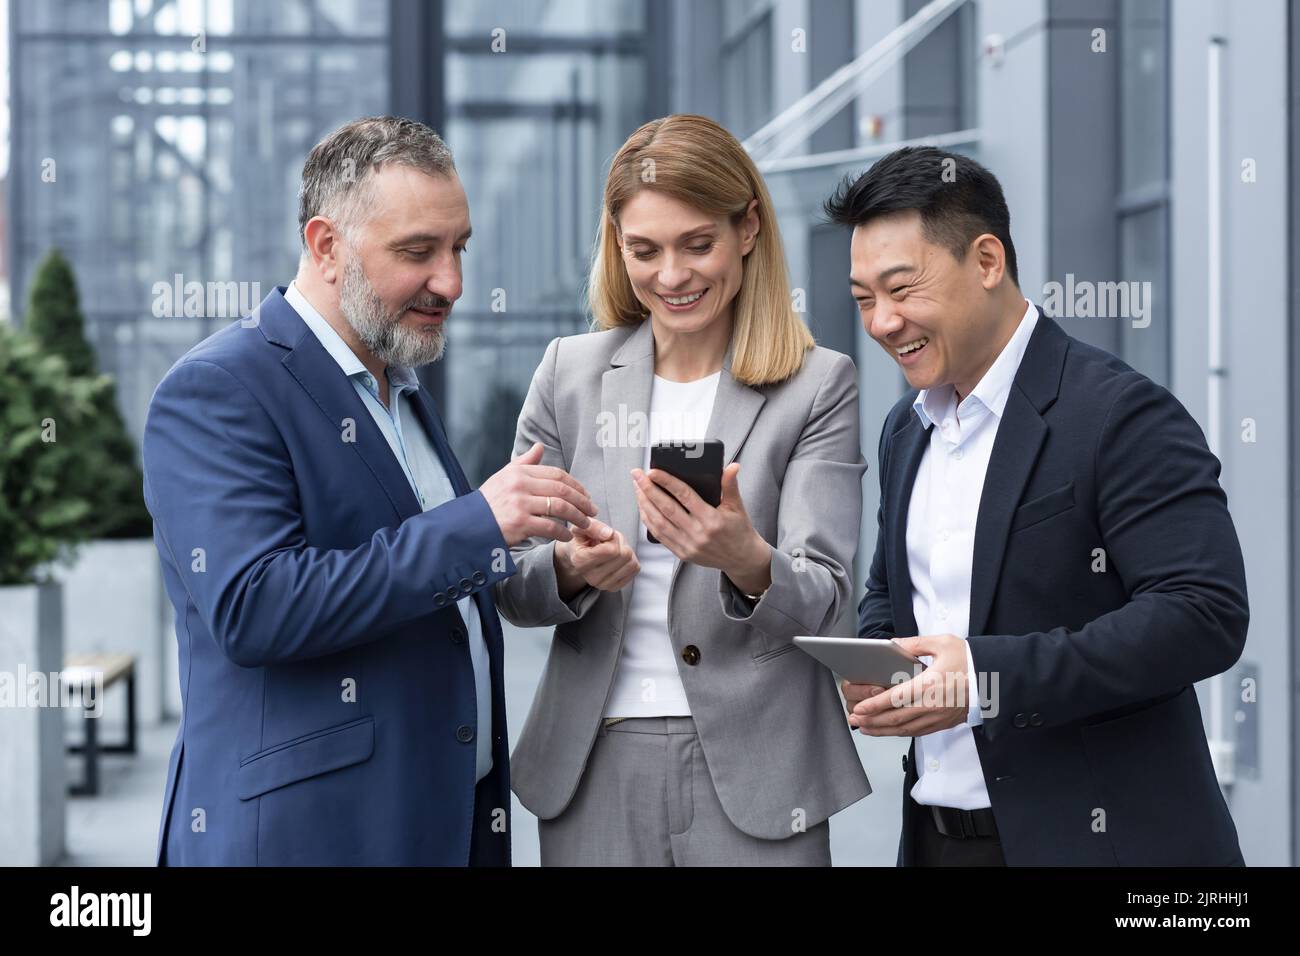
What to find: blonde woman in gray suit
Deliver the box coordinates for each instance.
[494,114,869,865]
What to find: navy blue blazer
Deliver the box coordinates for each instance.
[859,311,1248,866]
[143,286,515,865]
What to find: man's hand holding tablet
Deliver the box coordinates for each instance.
[794,634,975,737]
[843,634,974,738]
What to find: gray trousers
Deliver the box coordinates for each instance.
[537,716,831,866]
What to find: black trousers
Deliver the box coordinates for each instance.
[468,776,510,867]
[911,798,1007,867]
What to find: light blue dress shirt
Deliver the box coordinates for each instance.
[285,281,493,782]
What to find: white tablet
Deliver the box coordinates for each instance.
[793,636,926,685]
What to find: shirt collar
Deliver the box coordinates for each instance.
[912,298,1038,429]
[284,280,420,396]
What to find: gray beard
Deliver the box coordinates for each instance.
[339,254,447,368]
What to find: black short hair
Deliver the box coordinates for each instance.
[823,146,1019,286]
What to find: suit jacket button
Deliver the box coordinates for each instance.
[1013,713,1028,728]
[459,577,473,593]
[472,570,487,586]
[681,645,701,665]
[445,586,460,600]
[450,626,466,644]
[1029,713,1043,726]
[434,593,447,608]
[456,725,474,743]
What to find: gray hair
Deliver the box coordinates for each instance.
[298,115,456,249]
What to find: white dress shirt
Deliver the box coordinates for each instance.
[284,282,494,783]
[906,299,1037,809]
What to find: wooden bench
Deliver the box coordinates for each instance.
[62,652,137,796]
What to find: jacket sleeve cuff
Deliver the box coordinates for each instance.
[716,546,809,638]
[425,491,518,611]
[516,539,602,625]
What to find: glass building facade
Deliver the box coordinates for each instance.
[7,0,664,480]
[5,0,1294,865]
[8,0,390,440]
[438,0,665,482]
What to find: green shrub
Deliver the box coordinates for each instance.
[0,323,106,584]
[23,249,152,540]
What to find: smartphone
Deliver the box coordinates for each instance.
[646,439,724,544]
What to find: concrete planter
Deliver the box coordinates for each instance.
[54,539,168,728]
[0,581,67,866]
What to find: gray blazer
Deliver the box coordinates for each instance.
[494,318,871,840]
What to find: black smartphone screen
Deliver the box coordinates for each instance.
[646,440,724,544]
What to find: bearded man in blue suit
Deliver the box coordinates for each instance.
[144,116,597,865]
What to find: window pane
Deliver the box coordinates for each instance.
[9,0,388,441]
[1119,206,1170,386]
[1120,0,1168,193]
[441,2,654,482]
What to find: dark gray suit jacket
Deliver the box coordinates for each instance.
[861,311,1248,866]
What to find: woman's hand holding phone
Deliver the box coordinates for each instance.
[631,463,772,595]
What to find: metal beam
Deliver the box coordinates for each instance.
[757,127,980,175]
[743,0,969,163]
[450,101,599,121]
[389,0,447,408]
[444,33,644,55]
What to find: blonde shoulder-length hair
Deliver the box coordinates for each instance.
[586,113,814,387]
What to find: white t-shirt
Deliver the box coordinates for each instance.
[604,371,722,718]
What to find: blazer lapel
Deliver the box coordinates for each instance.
[409,387,471,497]
[887,411,929,637]
[601,321,656,555]
[706,347,767,470]
[264,288,421,523]
[967,312,1067,636]
[598,319,766,617]
[967,393,1047,636]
